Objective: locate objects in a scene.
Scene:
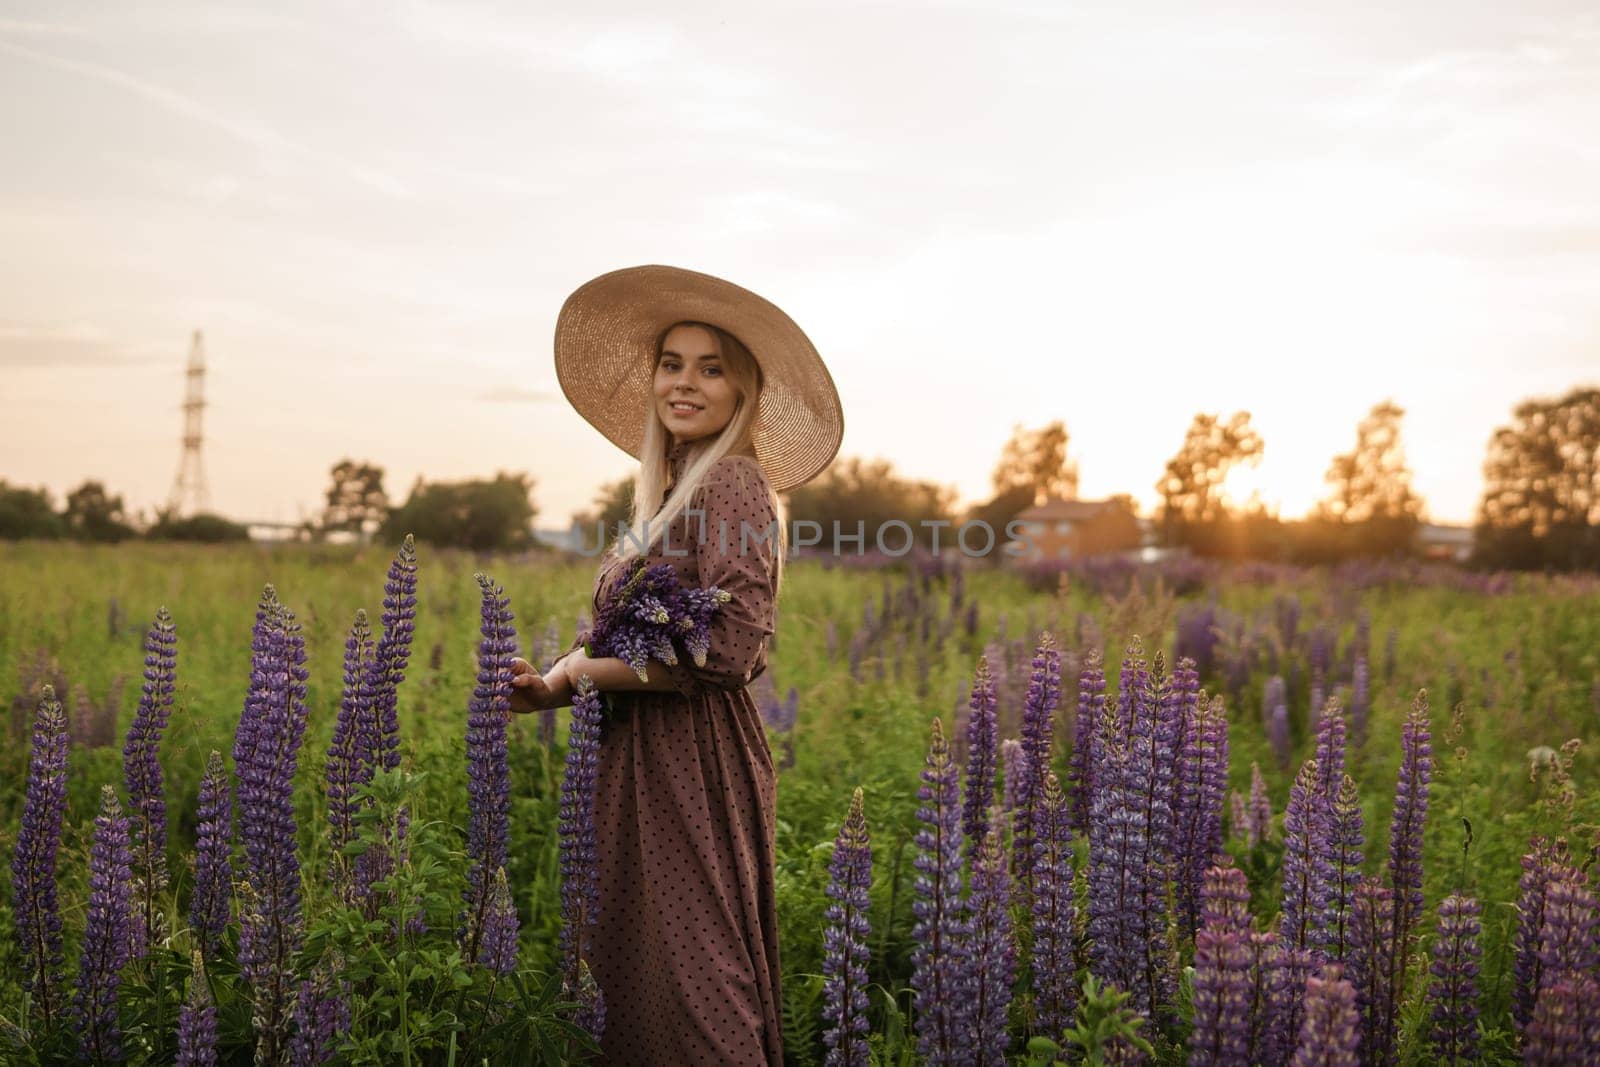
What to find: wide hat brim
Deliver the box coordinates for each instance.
[554,264,844,493]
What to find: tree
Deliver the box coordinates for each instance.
[963,484,1037,542]
[570,475,637,551]
[145,509,251,543]
[992,421,1079,506]
[321,459,389,540]
[1475,386,1600,570]
[64,480,136,543]
[786,456,958,551]
[1319,401,1424,524]
[1308,400,1424,559]
[1157,412,1264,542]
[0,481,67,540]
[379,471,538,552]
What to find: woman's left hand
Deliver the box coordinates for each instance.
[509,656,573,715]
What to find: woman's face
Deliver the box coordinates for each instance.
[653,324,737,444]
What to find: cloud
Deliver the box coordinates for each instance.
[0,18,85,35]
[0,37,411,197]
[1395,220,1600,261]
[0,323,156,367]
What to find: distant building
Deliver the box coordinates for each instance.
[1417,522,1473,563]
[1004,497,1143,562]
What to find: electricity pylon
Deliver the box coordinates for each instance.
[167,330,211,516]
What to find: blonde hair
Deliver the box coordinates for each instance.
[609,321,787,594]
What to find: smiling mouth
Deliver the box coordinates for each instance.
[668,401,703,414]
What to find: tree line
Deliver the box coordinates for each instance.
[0,464,542,552]
[3,387,1595,568]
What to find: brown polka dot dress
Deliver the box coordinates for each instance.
[556,442,784,1066]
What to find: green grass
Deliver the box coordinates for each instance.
[1,540,1597,1064]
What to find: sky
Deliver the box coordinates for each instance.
[2,1,1598,529]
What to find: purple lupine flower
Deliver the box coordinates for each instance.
[189,750,232,959]
[1188,865,1255,1066]
[1349,654,1369,747]
[74,784,134,1064]
[11,684,69,1030]
[1249,761,1274,845]
[911,717,970,1066]
[1349,611,1370,676]
[1000,739,1028,815]
[1068,649,1105,833]
[1316,774,1364,964]
[289,967,351,1067]
[1312,697,1345,798]
[1085,653,1158,1015]
[1240,930,1282,1062]
[1279,758,1331,953]
[1168,654,1201,785]
[372,534,418,772]
[1265,947,1319,1064]
[1275,594,1301,654]
[822,786,872,1067]
[232,589,311,1062]
[349,538,418,922]
[1348,875,1396,1066]
[1230,789,1250,845]
[1030,771,1076,1039]
[559,674,604,1041]
[573,958,606,1045]
[1174,690,1229,941]
[673,583,732,669]
[1514,836,1570,1033]
[1309,623,1333,681]
[325,608,375,898]
[1290,965,1359,1067]
[537,620,564,748]
[176,951,218,1067]
[1174,601,1222,679]
[461,573,518,968]
[967,821,1015,1066]
[1427,894,1481,1064]
[761,685,799,734]
[1128,650,1180,1015]
[1202,863,1252,929]
[123,605,177,962]
[1523,975,1600,1066]
[961,657,999,868]
[479,867,520,977]
[1536,871,1600,989]
[1265,676,1291,771]
[1384,690,1432,1042]
[1011,632,1061,900]
[1108,636,1148,756]
[588,559,729,680]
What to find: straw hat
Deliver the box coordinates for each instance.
[554,264,844,493]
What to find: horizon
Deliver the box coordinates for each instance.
[4,3,1599,528]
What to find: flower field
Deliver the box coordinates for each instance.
[1,538,1598,1065]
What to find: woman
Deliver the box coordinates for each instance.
[508,265,844,1065]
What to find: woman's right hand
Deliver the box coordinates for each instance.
[509,656,573,716]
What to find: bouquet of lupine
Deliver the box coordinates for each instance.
[585,559,731,683]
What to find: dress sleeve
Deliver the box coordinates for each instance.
[548,634,583,672]
[660,456,779,697]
